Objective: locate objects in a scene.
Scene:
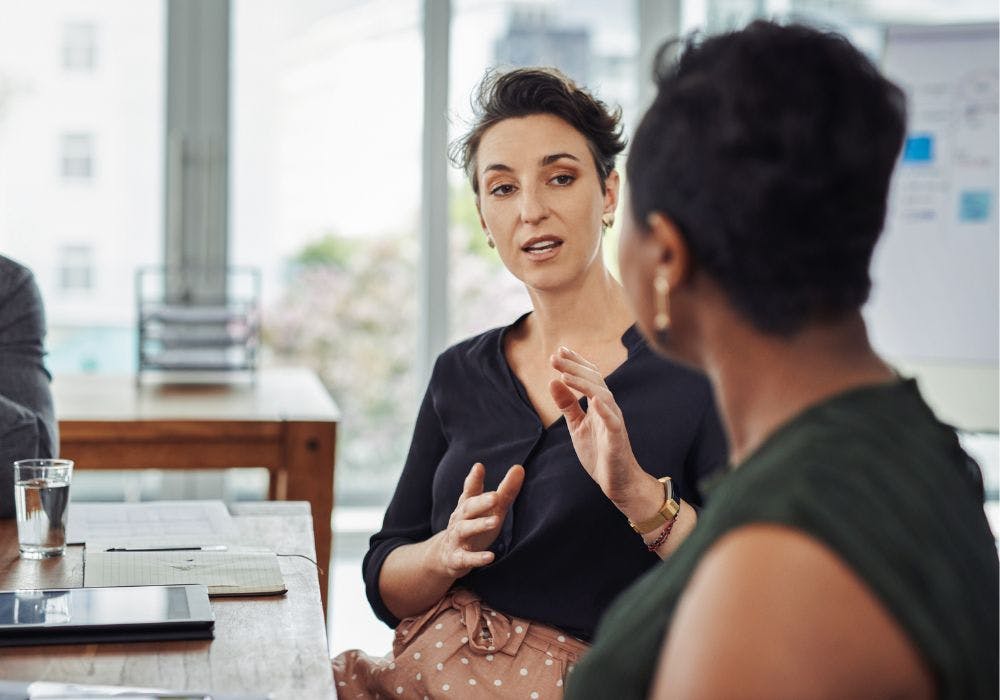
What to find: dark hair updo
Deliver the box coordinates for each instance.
[450,67,627,195]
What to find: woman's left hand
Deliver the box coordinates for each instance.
[548,346,645,505]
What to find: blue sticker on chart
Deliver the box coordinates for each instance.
[959,190,991,222]
[902,134,934,163]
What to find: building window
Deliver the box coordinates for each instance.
[60,133,94,180]
[58,244,94,291]
[62,22,97,71]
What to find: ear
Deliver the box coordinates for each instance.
[646,212,691,290]
[603,169,621,215]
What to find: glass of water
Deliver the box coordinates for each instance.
[13,459,74,559]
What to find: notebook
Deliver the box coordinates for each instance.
[83,549,286,597]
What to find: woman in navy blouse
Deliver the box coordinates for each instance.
[333,68,727,698]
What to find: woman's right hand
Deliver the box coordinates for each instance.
[432,462,525,579]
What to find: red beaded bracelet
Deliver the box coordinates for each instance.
[645,514,677,552]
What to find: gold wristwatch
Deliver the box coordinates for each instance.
[628,476,680,535]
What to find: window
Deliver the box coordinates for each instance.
[60,133,94,180]
[231,0,423,505]
[0,1,164,374]
[58,244,94,292]
[62,21,97,72]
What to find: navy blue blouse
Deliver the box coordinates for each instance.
[363,317,728,641]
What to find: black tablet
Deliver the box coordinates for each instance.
[0,584,214,646]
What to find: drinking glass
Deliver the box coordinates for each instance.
[13,459,74,559]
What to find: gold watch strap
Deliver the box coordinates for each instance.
[628,476,680,535]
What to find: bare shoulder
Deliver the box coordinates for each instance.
[650,524,934,700]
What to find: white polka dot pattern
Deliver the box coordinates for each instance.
[331,590,589,698]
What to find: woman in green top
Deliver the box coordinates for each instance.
[555,20,999,700]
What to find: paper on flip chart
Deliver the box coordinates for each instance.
[66,500,238,546]
[83,548,286,597]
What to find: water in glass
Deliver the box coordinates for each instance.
[15,477,71,559]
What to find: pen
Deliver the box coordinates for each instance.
[104,545,228,552]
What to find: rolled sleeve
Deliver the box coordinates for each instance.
[362,360,449,627]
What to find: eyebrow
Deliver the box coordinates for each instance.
[541,152,581,166]
[481,152,582,177]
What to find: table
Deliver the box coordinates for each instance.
[52,368,339,613]
[0,502,335,699]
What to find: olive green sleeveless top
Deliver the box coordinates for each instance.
[566,380,999,699]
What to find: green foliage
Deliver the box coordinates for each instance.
[292,233,356,269]
[264,222,532,504]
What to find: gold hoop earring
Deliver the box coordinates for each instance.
[654,267,670,331]
[602,213,615,229]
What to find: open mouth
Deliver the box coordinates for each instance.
[521,237,563,253]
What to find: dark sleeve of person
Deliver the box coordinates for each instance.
[362,360,449,628]
[0,263,58,518]
[681,383,728,508]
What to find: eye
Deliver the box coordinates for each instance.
[550,174,575,186]
[489,183,516,197]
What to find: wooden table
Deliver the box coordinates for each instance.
[0,502,335,699]
[52,368,339,613]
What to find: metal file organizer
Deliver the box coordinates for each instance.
[136,267,261,383]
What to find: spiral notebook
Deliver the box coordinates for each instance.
[83,549,286,597]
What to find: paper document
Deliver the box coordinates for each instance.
[84,549,286,597]
[66,501,238,546]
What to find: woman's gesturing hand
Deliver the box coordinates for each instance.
[434,462,525,579]
[548,346,644,506]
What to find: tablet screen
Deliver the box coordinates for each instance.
[0,585,211,629]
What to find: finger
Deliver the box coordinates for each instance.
[450,548,495,572]
[455,514,500,540]
[460,491,499,519]
[549,379,587,425]
[459,462,486,504]
[552,348,603,376]
[558,371,613,401]
[551,354,605,386]
[558,345,600,372]
[495,465,525,509]
[591,393,625,432]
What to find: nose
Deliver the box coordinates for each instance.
[519,185,549,225]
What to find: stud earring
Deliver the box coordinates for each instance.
[654,266,670,331]
[486,235,495,249]
[602,213,615,229]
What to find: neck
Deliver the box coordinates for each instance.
[703,312,896,465]
[522,264,633,356]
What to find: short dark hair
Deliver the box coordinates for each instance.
[627,21,907,335]
[450,67,626,195]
